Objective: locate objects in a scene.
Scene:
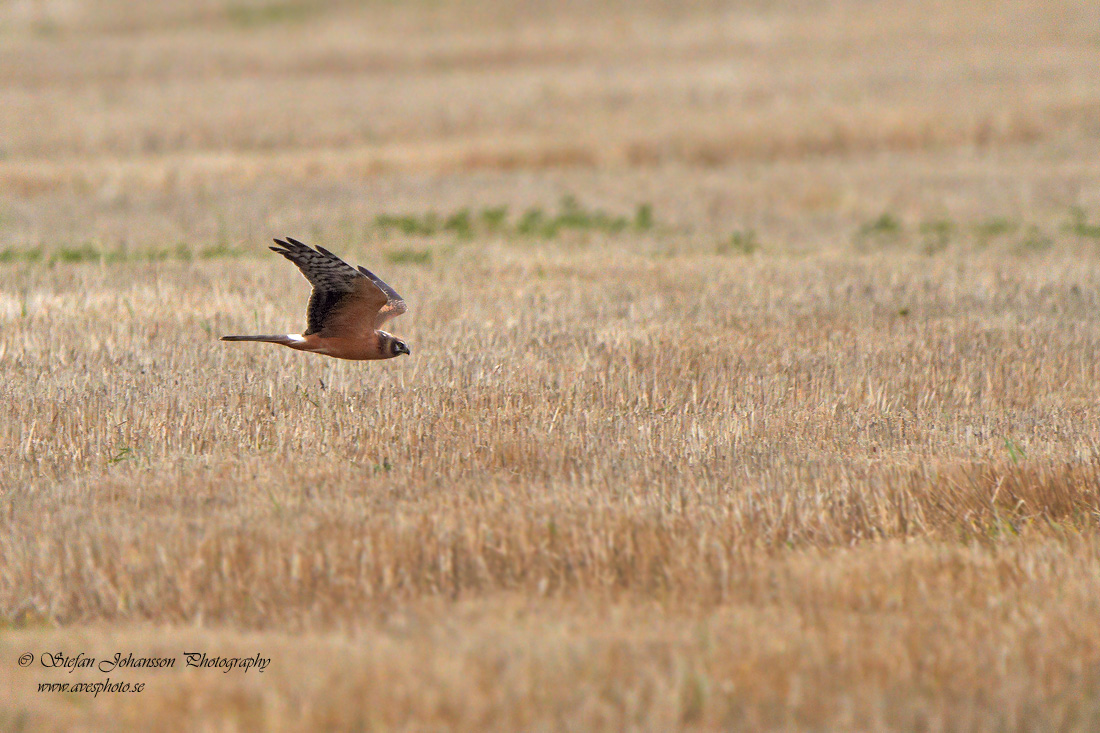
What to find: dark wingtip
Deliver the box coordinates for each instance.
[358,265,386,284]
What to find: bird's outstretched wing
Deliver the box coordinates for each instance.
[270,238,388,337]
[357,265,408,328]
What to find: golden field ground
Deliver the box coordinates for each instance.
[2,0,1100,729]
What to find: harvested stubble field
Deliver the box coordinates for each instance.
[3,0,1100,730]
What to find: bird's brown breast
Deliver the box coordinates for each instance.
[292,333,392,361]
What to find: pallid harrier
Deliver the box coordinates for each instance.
[221,238,410,361]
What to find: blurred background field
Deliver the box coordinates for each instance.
[2,1,1100,730]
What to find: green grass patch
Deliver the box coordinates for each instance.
[973,216,1018,239]
[516,208,549,237]
[373,198,658,242]
[0,247,43,263]
[384,247,433,265]
[479,206,509,231]
[199,243,245,259]
[919,219,954,255]
[856,212,903,241]
[634,203,655,232]
[1016,225,1053,253]
[716,230,759,255]
[1,243,246,266]
[106,446,134,467]
[52,244,100,264]
[9,200,654,269]
[225,2,318,28]
[443,209,474,239]
[1065,207,1100,239]
[375,213,440,237]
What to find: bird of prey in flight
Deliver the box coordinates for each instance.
[221,238,410,361]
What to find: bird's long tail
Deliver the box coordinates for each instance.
[221,334,299,345]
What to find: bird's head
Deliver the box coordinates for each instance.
[390,338,411,357]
